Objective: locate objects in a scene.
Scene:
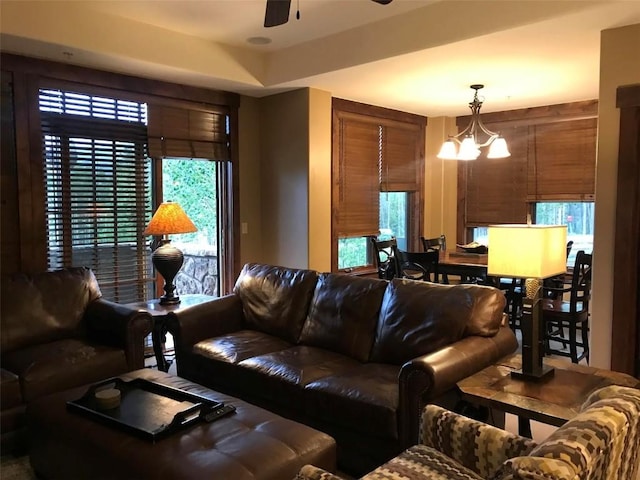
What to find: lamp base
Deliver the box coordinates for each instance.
[152,239,184,306]
[510,364,555,381]
[159,295,181,305]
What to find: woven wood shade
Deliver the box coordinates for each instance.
[147,105,230,160]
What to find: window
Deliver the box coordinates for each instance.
[535,202,594,265]
[459,102,597,244]
[332,99,425,271]
[40,88,153,303]
[162,158,221,297]
[471,201,594,267]
[338,192,409,270]
[40,88,233,303]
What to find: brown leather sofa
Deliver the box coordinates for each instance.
[168,263,518,475]
[0,267,152,452]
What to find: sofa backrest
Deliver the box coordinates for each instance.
[370,279,506,365]
[298,272,387,362]
[0,267,102,353]
[234,263,319,344]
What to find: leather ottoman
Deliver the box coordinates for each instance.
[27,369,336,480]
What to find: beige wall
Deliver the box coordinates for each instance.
[307,89,333,272]
[591,23,640,369]
[424,117,458,246]
[238,88,332,271]
[238,96,263,267]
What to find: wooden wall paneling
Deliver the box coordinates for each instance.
[612,84,640,377]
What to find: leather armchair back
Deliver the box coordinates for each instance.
[1,267,102,352]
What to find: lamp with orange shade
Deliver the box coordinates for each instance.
[144,201,197,305]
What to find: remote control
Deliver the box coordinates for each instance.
[203,404,236,423]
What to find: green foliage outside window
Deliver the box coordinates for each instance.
[162,158,217,246]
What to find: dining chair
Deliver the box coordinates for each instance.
[396,249,440,283]
[420,235,449,283]
[420,235,446,252]
[543,250,592,364]
[370,237,401,280]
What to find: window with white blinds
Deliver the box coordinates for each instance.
[40,88,153,303]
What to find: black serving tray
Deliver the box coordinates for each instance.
[67,377,229,442]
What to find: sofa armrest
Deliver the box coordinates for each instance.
[85,299,152,370]
[166,293,245,348]
[294,465,345,480]
[398,325,518,446]
[421,404,536,478]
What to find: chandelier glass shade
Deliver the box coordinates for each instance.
[438,84,511,161]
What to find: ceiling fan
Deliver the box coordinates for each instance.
[265,0,393,28]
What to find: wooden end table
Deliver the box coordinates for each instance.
[126,294,216,372]
[457,353,640,437]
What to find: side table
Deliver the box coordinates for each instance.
[457,353,640,437]
[126,294,216,372]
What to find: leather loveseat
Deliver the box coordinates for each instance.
[0,267,152,452]
[167,263,518,475]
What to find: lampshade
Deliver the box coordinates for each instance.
[144,201,197,305]
[144,202,197,237]
[437,84,510,161]
[487,224,567,279]
[486,136,510,159]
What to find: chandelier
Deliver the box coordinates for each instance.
[437,84,510,161]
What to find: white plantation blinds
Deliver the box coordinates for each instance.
[39,88,153,303]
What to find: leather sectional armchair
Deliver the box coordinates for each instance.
[0,267,152,452]
[167,263,518,475]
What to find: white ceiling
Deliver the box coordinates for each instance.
[1,0,639,116]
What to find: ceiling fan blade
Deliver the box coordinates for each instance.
[265,0,291,27]
[371,0,393,4]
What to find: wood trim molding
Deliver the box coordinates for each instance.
[612,83,640,377]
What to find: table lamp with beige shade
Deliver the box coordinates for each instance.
[144,201,197,305]
[488,224,567,380]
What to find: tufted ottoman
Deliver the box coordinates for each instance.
[27,369,336,480]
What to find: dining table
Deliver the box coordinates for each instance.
[438,250,490,284]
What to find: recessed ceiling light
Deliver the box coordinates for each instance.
[247,36,272,45]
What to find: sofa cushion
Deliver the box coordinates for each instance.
[2,339,128,402]
[371,280,470,364]
[0,267,102,353]
[0,369,22,409]
[304,363,400,439]
[234,263,318,344]
[459,284,506,337]
[193,330,293,364]
[299,273,387,362]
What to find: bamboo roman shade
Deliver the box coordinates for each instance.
[528,118,596,201]
[380,123,422,192]
[40,88,152,303]
[333,107,425,239]
[465,126,529,226]
[335,115,380,237]
[147,104,230,160]
[463,104,597,228]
